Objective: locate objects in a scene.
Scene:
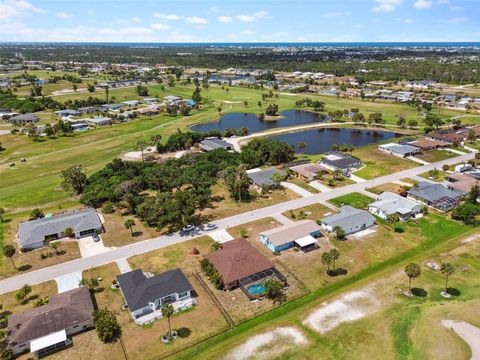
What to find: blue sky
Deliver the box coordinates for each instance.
[0,0,479,42]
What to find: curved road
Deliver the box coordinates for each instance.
[0,151,475,294]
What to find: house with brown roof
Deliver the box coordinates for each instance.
[446,173,480,194]
[408,138,449,150]
[204,238,277,291]
[289,163,325,181]
[7,286,94,357]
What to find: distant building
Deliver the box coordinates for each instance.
[84,116,112,126]
[368,192,422,221]
[9,113,39,124]
[319,151,362,174]
[199,138,233,152]
[164,95,182,104]
[7,287,94,357]
[378,143,421,158]
[320,205,375,235]
[18,208,102,250]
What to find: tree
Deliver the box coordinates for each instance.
[404,263,421,292]
[93,308,120,342]
[49,241,60,255]
[124,219,135,237]
[440,263,455,293]
[3,245,16,269]
[60,164,88,195]
[466,129,476,143]
[0,208,5,222]
[330,248,340,272]
[263,278,284,302]
[210,241,222,251]
[265,104,279,116]
[321,251,333,272]
[297,142,306,154]
[161,303,175,339]
[408,119,418,129]
[468,184,480,205]
[191,86,202,104]
[72,84,78,92]
[87,83,96,93]
[136,140,148,163]
[29,208,44,220]
[333,226,346,240]
[387,213,400,231]
[64,227,74,238]
[15,284,32,303]
[136,85,149,96]
[80,277,100,292]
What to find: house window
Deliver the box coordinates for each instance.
[178,292,189,299]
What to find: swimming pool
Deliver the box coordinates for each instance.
[247,284,267,296]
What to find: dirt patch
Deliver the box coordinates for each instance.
[303,287,380,334]
[223,326,308,360]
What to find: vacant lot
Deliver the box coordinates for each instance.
[368,182,409,195]
[282,203,334,221]
[415,149,458,163]
[329,192,373,209]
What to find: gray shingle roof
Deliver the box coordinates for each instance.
[407,182,462,202]
[18,208,102,247]
[248,168,286,187]
[321,205,375,230]
[117,268,193,312]
[369,192,421,216]
[199,138,232,151]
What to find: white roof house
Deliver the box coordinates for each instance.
[368,192,422,220]
[378,143,421,158]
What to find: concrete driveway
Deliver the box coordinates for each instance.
[209,229,235,243]
[77,235,112,258]
[55,271,82,293]
[281,182,313,197]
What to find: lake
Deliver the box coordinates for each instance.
[191,110,327,134]
[268,128,400,154]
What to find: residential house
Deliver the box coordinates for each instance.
[319,151,362,174]
[142,97,158,105]
[7,287,94,357]
[408,138,449,150]
[8,113,39,124]
[259,220,322,252]
[199,138,233,152]
[320,205,375,235]
[446,173,480,195]
[407,182,462,211]
[427,130,466,144]
[121,100,139,107]
[289,163,324,181]
[368,192,422,221]
[54,109,81,118]
[204,237,278,292]
[137,106,160,116]
[164,95,182,104]
[84,117,112,126]
[18,208,103,250]
[378,143,421,157]
[117,268,196,325]
[247,167,287,191]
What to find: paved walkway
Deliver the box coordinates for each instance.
[319,200,339,211]
[55,271,82,293]
[463,145,479,153]
[115,258,132,274]
[349,174,367,183]
[272,213,294,225]
[444,148,467,155]
[392,180,415,186]
[441,320,480,360]
[410,175,437,184]
[209,229,235,243]
[359,190,377,199]
[407,156,430,165]
[0,152,474,294]
[281,182,313,197]
[309,180,332,192]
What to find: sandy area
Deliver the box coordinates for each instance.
[442,320,480,360]
[303,287,380,334]
[224,327,308,360]
[350,227,377,239]
[222,100,241,104]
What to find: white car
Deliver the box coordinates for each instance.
[182,224,196,232]
[203,223,217,231]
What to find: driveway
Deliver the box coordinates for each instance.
[281,182,313,197]
[55,271,82,293]
[309,181,332,192]
[407,156,429,165]
[77,235,113,258]
[349,174,367,183]
[209,229,235,243]
[115,258,132,274]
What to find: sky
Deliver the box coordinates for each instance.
[0,0,479,43]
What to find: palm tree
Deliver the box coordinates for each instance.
[440,263,455,293]
[330,248,340,272]
[404,263,421,293]
[297,142,306,154]
[3,244,16,269]
[0,207,5,222]
[321,251,333,272]
[161,303,175,339]
[124,219,135,237]
[136,141,147,162]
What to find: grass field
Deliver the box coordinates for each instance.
[329,192,374,209]
[415,149,458,163]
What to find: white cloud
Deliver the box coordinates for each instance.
[131,16,141,22]
[442,16,468,23]
[151,23,171,30]
[413,0,432,9]
[56,12,72,19]
[450,6,463,11]
[153,13,182,20]
[218,15,232,23]
[372,0,403,12]
[186,16,208,24]
[237,10,270,22]
[0,0,46,20]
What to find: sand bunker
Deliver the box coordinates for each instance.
[303,288,380,334]
[442,320,480,360]
[223,327,308,360]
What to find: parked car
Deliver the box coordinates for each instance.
[203,223,217,231]
[182,224,196,232]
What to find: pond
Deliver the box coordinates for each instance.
[268,128,400,155]
[190,110,327,134]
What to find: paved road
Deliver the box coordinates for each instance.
[0,152,474,294]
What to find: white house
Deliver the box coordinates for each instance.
[368,192,422,221]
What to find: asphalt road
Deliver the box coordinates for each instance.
[0,151,474,294]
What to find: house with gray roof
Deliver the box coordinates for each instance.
[247,167,286,191]
[378,143,421,158]
[199,138,233,152]
[320,205,375,235]
[18,208,102,250]
[7,286,94,357]
[319,151,362,173]
[368,192,422,221]
[9,113,39,124]
[407,182,462,212]
[117,268,196,325]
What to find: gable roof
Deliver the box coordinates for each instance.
[289,163,324,179]
[407,182,462,202]
[204,238,274,284]
[18,208,102,247]
[369,192,421,215]
[320,152,362,170]
[199,138,232,151]
[116,268,193,312]
[321,205,375,228]
[8,286,94,347]
[260,220,321,246]
[247,167,286,187]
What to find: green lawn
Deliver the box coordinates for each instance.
[415,149,458,163]
[329,192,374,209]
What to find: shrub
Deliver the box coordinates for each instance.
[102,201,114,214]
[93,308,120,342]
